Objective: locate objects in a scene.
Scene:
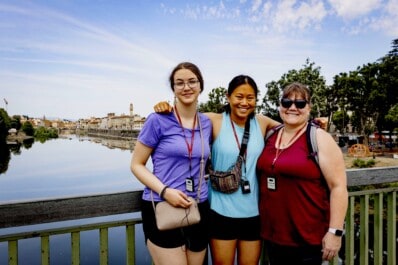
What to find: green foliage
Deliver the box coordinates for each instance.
[198,87,227,113]
[262,58,328,119]
[34,126,58,141]
[352,158,376,168]
[385,104,398,128]
[21,121,34,136]
[332,110,350,133]
[0,108,11,141]
[10,115,21,130]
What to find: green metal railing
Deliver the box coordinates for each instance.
[1,167,397,265]
[344,187,397,265]
[3,218,140,265]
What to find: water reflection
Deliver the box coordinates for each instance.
[0,142,10,174]
[0,138,34,174]
[76,135,136,151]
[0,135,144,202]
[0,135,151,265]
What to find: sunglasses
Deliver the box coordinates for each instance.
[280,98,307,109]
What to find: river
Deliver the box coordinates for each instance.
[0,135,152,264]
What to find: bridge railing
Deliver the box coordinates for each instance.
[1,167,397,265]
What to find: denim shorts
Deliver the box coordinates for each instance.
[208,209,261,240]
[141,199,210,252]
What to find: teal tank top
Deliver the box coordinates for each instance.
[209,112,264,218]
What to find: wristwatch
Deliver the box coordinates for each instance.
[328,228,343,236]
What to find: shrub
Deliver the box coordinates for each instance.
[34,126,58,141]
[352,158,376,168]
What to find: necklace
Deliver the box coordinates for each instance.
[272,123,307,167]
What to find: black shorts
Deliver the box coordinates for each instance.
[264,241,323,265]
[208,209,260,241]
[141,199,210,252]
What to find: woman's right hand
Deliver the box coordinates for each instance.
[162,187,193,208]
[154,101,173,113]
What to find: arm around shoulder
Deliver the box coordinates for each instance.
[256,114,281,135]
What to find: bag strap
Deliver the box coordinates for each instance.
[239,118,251,157]
[197,113,205,202]
[306,120,320,166]
[151,112,205,206]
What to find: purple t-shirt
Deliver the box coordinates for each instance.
[137,112,212,202]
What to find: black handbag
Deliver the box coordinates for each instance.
[208,117,250,194]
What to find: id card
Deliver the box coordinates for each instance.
[267,177,277,191]
[186,177,194,192]
[241,179,251,194]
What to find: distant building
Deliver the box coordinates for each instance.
[76,103,145,131]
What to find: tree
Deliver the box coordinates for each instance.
[0,108,11,141]
[331,110,350,134]
[262,59,328,121]
[385,104,398,132]
[10,115,21,131]
[377,39,398,135]
[198,87,228,113]
[21,121,34,136]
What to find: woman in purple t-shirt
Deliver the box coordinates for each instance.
[130,62,212,265]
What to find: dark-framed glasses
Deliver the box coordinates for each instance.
[281,98,307,109]
[174,80,200,90]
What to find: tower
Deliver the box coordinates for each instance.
[129,103,134,130]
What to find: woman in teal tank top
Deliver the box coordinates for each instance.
[204,75,279,265]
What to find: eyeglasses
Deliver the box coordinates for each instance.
[280,98,307,109]
[174,80,200,90]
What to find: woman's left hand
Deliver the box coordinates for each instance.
[321,232,342,261]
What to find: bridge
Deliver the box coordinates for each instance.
[1,167,397,265]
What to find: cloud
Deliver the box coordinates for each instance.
[271,0,327,32]
[371,0,398,36]
[328,0,382,20]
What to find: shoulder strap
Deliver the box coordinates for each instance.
[264,124,284,143]
[264,121,319,167]
[239,118,251,156]
[306,120,319,166]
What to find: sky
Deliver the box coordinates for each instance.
[1,0,397,121]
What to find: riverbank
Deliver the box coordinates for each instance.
[344,151,398,168]
[5,132,33,143]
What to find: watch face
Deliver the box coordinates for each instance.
[335,229,343,236]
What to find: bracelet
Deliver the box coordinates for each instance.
[159,186,168,199]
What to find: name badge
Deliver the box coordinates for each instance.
[267,176,277,191]
[186,177,194,192]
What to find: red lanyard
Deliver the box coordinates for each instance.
[174,106,197,171]
[272,123,307,167]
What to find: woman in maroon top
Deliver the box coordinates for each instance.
[256,82,348,265]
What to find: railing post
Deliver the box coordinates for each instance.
[99,228,108,265]
[126,224,135,265]
[8,240,18,265]
[41,235,50,265]
[345,196,355,265]
[359,194,369,265]
[386,191,396,265]
[71,232,80,265]
[373,193,383,265]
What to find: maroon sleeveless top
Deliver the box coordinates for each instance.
[257,131,330,246]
